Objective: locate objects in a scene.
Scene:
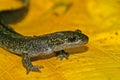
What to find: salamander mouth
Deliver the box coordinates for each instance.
[71,39,88,46]
[53,39,88,52]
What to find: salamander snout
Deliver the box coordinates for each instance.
[81,34,89,44]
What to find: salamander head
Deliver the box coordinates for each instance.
[47,30,89,51]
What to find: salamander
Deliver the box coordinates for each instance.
[0,0,89,74]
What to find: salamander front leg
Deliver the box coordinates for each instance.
[55,50,69,60]
[21,52,44,74]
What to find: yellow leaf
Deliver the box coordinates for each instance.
[0,0,120,80]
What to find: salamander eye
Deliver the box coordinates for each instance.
[68,36,76,42]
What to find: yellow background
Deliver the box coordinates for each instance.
[0,0,120,80]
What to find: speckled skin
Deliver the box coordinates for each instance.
[0,24,88,57]
[0,0,88,74]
